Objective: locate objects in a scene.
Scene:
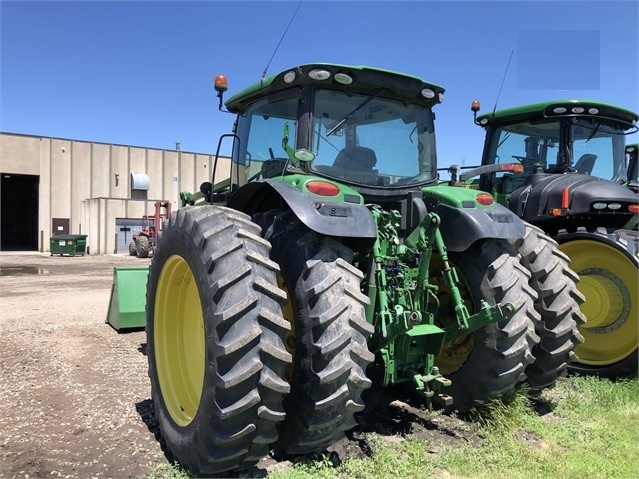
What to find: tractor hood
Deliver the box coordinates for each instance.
[509,172,638,232]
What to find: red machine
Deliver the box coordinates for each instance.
[128,201,171,258]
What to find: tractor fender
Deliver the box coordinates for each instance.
[434,202,526,252]
[227,180,378,247]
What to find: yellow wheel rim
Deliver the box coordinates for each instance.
[154,255,205,426]
[278,274,296,381]
[431,257,475,375]
[559,239,638,366]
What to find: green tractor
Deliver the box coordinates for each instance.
[466,99,638,379]
[145,64,584,477]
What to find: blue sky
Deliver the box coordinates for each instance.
[1,0,638,171]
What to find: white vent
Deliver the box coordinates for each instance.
[131,173,150,191]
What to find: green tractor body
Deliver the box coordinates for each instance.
[467,99,639,378]
[145,64,585,476]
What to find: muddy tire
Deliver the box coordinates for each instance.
[556,228,639,379]
[128,240,137,256]
[136,235,150,258]
[435,238,540,413]
[255,210,375,455]
[511,224,586,392]
[146,206,292,477]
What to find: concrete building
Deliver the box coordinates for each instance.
[0,132,231,254]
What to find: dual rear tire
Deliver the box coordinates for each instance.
[147,207,375,475]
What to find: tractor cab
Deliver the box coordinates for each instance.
[473,100,638,196]
[211,64,444,200]
[470,100,639,232]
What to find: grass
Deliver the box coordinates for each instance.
[145,463,190,479]
[145,375,639,479]
[436,376,639,479]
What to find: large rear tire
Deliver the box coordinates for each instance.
[556,228,639,378]
[435,238,540,413]
[146,206,292,477]
[255,210,375,455]
[511,224,586,392]
[128,239,137,256]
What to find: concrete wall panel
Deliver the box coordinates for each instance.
[0,134,40,174]
[71,141,91,234]
[179,153,195,198]
[162,151,179,205]
[146,149,163,201]
[91,143,111,198]
[49,138,72,228]
[110,145,129,198]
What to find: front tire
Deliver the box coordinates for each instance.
[435,238,540,413]
[255,210,375,455]
[146,206,292,477]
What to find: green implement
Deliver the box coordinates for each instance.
[106,266,149,330]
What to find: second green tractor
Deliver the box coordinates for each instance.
[465,99,638,378]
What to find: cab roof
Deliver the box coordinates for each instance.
[476,99,638,130]
[225,63,445,113]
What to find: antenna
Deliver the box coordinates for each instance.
[492,50,514,116]
[261,0,304,83]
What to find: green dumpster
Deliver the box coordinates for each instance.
[50,234,87,256]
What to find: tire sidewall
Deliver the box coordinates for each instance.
[146,212,214,458]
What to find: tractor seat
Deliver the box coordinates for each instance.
[575,154,597,175]
[261,159,288,179]
[333,146,377,171]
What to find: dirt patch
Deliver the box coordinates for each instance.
[0,253,481,479]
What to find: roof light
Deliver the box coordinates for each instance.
[572,106,585,114]
[480,118,489,125]
[476,193,494,205]
[553,107,567,114]
[421,88,436,99]
[306,180,340,196]
[593,202,607,210]
[471,100,481,113]
[438,92,444,103]
[334,72,353,84]
[550,208,566,216]
[214,74,228,93]
[608,203,621,210]
[629,204,639,214]
[283,70,297,83]
[588,108,599,114]
[308,69,331,81]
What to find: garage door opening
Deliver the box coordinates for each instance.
[1,173,39,251]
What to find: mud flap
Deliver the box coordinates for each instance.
[106,266,149,331]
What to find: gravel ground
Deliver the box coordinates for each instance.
[0,252,163,479]
[0,252,479,479]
